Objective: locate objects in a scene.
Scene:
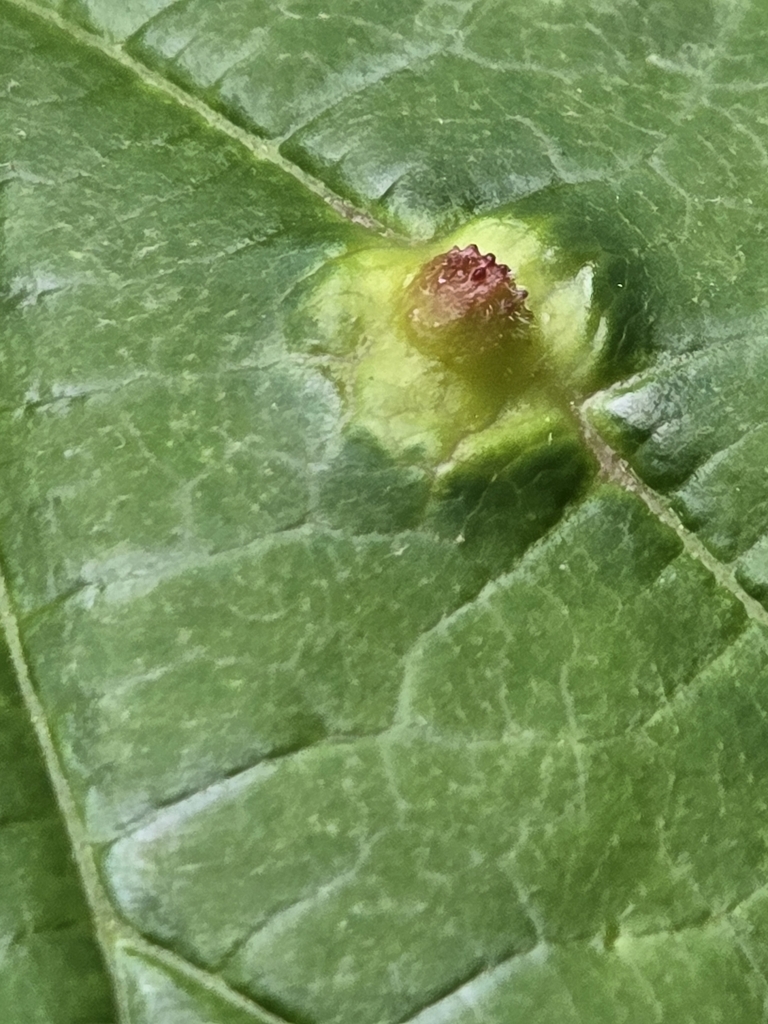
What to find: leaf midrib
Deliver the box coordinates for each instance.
[6,0,395,234]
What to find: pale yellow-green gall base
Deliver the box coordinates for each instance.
[296,215,605,466]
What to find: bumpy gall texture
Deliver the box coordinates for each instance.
[409,244,533,331]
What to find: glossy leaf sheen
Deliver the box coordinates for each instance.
[3,1,768,1023]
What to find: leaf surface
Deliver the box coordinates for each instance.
[3,2,768,1023]
[0,630,114,1022]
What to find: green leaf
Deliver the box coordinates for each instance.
[0,633,114,1022]
[115,945,280,1024]
[587,313,768,605]
[4,1,768,1023]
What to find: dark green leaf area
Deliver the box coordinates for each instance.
[314,432,433,535]
[422,429,593,575]
[26,528,488,843]
[277,0,708,205]
[102,490,764,1024]
[116,946,277,1024]
[0,639,115,1024]
[3,129,344,385]
[126,0,467,136]
[0,5,359,612]
[3,367,336,611]
[404,488,742,739]
[408,925,764,1024]
[124,0,694,206]
[589,317,768,604]
[281,45,662,234]
[315,429,593,576]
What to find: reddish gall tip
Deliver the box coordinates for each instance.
[409,243,533,334]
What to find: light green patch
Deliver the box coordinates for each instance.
[290,215,605,468]
[440,399,562,474]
